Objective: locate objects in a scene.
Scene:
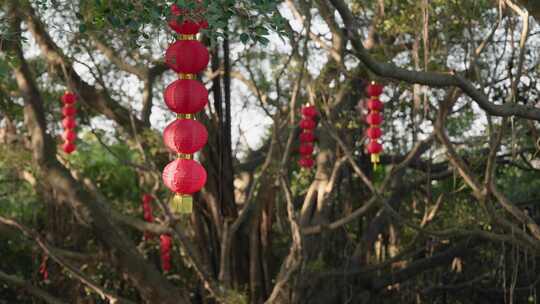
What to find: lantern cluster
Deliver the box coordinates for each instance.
[298,104,317,168]
[60,92,77,154]
[160,234,172,272]
[365,83,384,167]
[142,194,154,241]
[162,4,209,213]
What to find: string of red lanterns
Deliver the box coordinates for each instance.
[142,194,154,241]
[61,91,77,154]
[160,234,172,272]
[365,82,384,168]
[298,104,317,168]
[162,4,209,214]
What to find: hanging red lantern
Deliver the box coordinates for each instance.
[62,105,77,116]
[299,143,314,155]
[163,158,207,195]
[367,140,383,154]
[299,131,315,143]
[366,127,382,139]
[62,117,76,129]
[366,112,383,125]
[163,119,208,154]
[63,129,76,141]
[168,4,205,35]
[62,142,76,154]
[61,92,76,104]
[365,82,384,167]
[160,234,172,272]
[164,79,208,114]
[165,40,209,74]
[301,105,317,117]
[367,83,384,97]
[299,118,316,130]
[367,98,383,112]
[298,157,314,168]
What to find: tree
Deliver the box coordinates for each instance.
[1,0,540,303]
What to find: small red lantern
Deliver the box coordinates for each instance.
[62,105,77,116]
[299,143,314,155]
[63,129,76,141]
[160,234,172,272]
[367,98,383,112]
[366,112,383,125]
[162,158,207,195]
[301,105,317,117]
[366,127,382,139]
[165,40,209,74]
[299,131,315,143]
[168,4,205,35]
[164,79,208,114]
[61,92,76,104]
[62,142,76,154]
[299,118,316,130]
[298,157,314,168]
[62,117,76,129]
[163,119,208,154]
[367,83,384,97]
[367,140,383,154]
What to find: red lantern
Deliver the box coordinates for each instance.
[142,194,154,240]
[299,143,314,155]
[163,119,208,154]
[160,234,172,272]
[366,112,383,125]
[366,83,383,97]
[62,117,76,129]
[301,105,317,117]
[61,92,76,104]
[63,129,76,142]
[367,98,383,112]
[62,142,76,153]
[162,158,207,194]
[164,79,208,114]
[168,4,203,34]
[299,118,316,130]
[62,105,77,116]
[165,40,209,74]
[299,131,315,143]
[298,157,314,168]
[366,127,382,139]
[367,140,383,154]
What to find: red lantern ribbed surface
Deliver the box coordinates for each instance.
[165,40,209,73]
[62,142,76,153]
[62,105,77,116]
[367,83,383,97]
[164,79,208,114]
[367,140,383,154]
[63,129,76,141]
[299,118,316,130]
[301,105,317,117]
[298,157,314,168]
[299,144,314,155]
[366,112,383,125]
[366,127,382,139]
[61,92,76,104]
[163,119,208,154]
[162,158,207,194]
[62,117,76,129]
[367,98,383,111]
[299,131,315,143]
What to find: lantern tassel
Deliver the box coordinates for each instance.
[171,194,193,214]
[371,153,380,170]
